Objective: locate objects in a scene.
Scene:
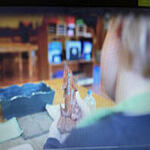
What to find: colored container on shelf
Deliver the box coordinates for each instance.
[66,16,75,25]
[93,66,101,85]
[53,70,64,78]
[48,17,59,24]
[76,19,84,25]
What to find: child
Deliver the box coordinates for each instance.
[100,16,122,101]
[44,14,150,149]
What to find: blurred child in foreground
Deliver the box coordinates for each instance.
[44,14,150,149]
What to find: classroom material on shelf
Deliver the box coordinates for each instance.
[66,16,76,37]
[52,70,64,78]
[73,72,86,81]
[76,19,87,37]
[47,17,90,38]
[57,63,83,134]
[48,41,62,64]
[82,41,93,61]
[93,65,101,85]
[76,77,94,86]
[47,17,58,34]
[56,24,67,36]
[48,24,57,34]
[48,22,56,34]
[48,40,93,63]
[67,24,75,37]
[74,72,94,86]
[56,17,67,36]
[65,40,81,61]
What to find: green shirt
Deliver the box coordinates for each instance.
[77,91,150,128]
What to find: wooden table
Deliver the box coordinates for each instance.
[44,79,114,107]
[0,79,114,122]
[0,42,38,81]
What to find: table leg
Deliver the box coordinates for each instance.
[18,52,23,82]
[2,56,4,80]
[28,51,33,81]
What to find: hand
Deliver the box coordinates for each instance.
[75,91,90,117]
[48,115,70,143]
[48,91,90,143]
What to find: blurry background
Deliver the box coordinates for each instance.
[0,7,110,94]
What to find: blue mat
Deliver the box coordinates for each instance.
[0,82,55,119]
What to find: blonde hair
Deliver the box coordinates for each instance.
[121,15,150,77]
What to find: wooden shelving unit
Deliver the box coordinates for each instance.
[0,26,39,86]
[38,16,96,82]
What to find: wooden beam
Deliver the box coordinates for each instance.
[37,22,49,80]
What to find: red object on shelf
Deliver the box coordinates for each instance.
[23,22,31,26]
[48,17,59,24]
[65,16,75,25]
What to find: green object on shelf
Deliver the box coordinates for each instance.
[76,19,84,25]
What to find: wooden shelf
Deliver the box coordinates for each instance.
[50,59,94,67]
[49,59,94,79]
[48,34,92,39]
